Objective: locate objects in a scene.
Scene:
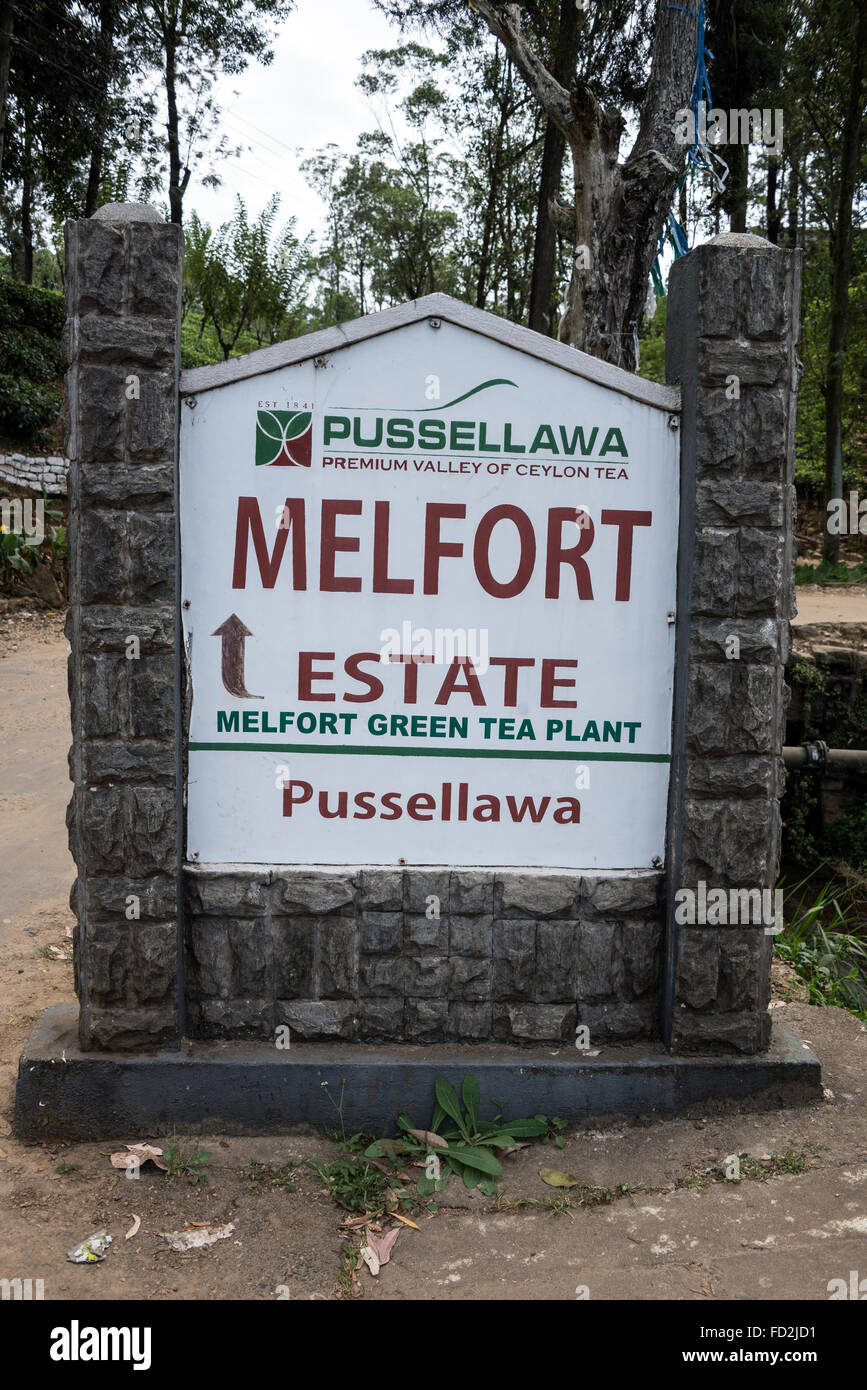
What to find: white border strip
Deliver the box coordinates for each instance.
[180,292,681,414]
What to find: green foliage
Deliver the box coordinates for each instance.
[789,653,867,749]
[183,195,312,362]
[781,769,821,864]
[0,277,64,443]
[0,279,65,338]
[541,1116,567,1149]
[783,645,867,876]
[307,1155,389,1214]
[777,926,867,1017]
[301,46,463,322]
[821,804,867,872]
[776,868,867,1018]
[301,39,546,327]
[365,1073,549,1198]
[637,295,666,384]
[0,327,62,382]
[244,1159,298,1192]
[162,1139,212,1186]
[0,523,38,582]
[796,559,867,585]
[796,237,867,500]
[676,1150,816,1191]
[0,490,66,595]
[0,375,60,438]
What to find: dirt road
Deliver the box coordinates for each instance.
[793,584,867,625]
[0,614,73,919]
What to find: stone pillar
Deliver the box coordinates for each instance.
[64,203,183,1050]
[664,232,801,1053]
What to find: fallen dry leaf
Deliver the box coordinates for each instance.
[128,1143,168,1171]
[539,1167,582,1188]
[407,1129,447,1148]
[366,1228,399,1268]
[390,1211,420,1230]
[124,1214,141,1240]
[109,1143,168,1173]
[360,1244,380,1276]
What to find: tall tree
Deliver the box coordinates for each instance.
[1,1,105,276]
[373,0,691,368]
[820,0,867,561]
[786,0,867,561]
[84,0,130,217]
[130,0,295,224]
[472,1,694,368]
[705,0,787,235]
[0,1,14,180]
[376,0,653,347]
[527,0,581,334]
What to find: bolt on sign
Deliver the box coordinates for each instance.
[180,296,680,868]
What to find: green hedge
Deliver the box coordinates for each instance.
[0,373,61,435]
[0,276,64,444]
[0,277,65,337]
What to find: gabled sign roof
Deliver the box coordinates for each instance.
[180,292,680,414]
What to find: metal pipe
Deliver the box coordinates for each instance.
[783,742,867,773]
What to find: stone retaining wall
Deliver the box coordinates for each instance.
[0,452,68,495]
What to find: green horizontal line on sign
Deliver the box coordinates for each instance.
[188,742,669,763]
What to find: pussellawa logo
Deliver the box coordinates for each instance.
[255,409,312,467]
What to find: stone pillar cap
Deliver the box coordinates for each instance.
[92,202,163,223]
[706,231,776,249]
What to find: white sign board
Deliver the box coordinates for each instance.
[180,300,679,869]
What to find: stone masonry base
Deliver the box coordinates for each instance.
[14,1003,821,1142]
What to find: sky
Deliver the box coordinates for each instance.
[188,0,412,242]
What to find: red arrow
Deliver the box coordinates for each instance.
[212,614,262,699]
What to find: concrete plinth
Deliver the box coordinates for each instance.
[15,1003,821,1142]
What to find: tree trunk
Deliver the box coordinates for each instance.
[165,33,188,225]
[786,152,799,247]
[21,103,33,283]
[766,155,780,244]
[473,0,694,370]
[475,53,509,309]
[725,141,748,233]
[85,0,117,218]
[527,0,581,335]
[822,4,867,564]
[528,115,565,332]
[0,0,13,181]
